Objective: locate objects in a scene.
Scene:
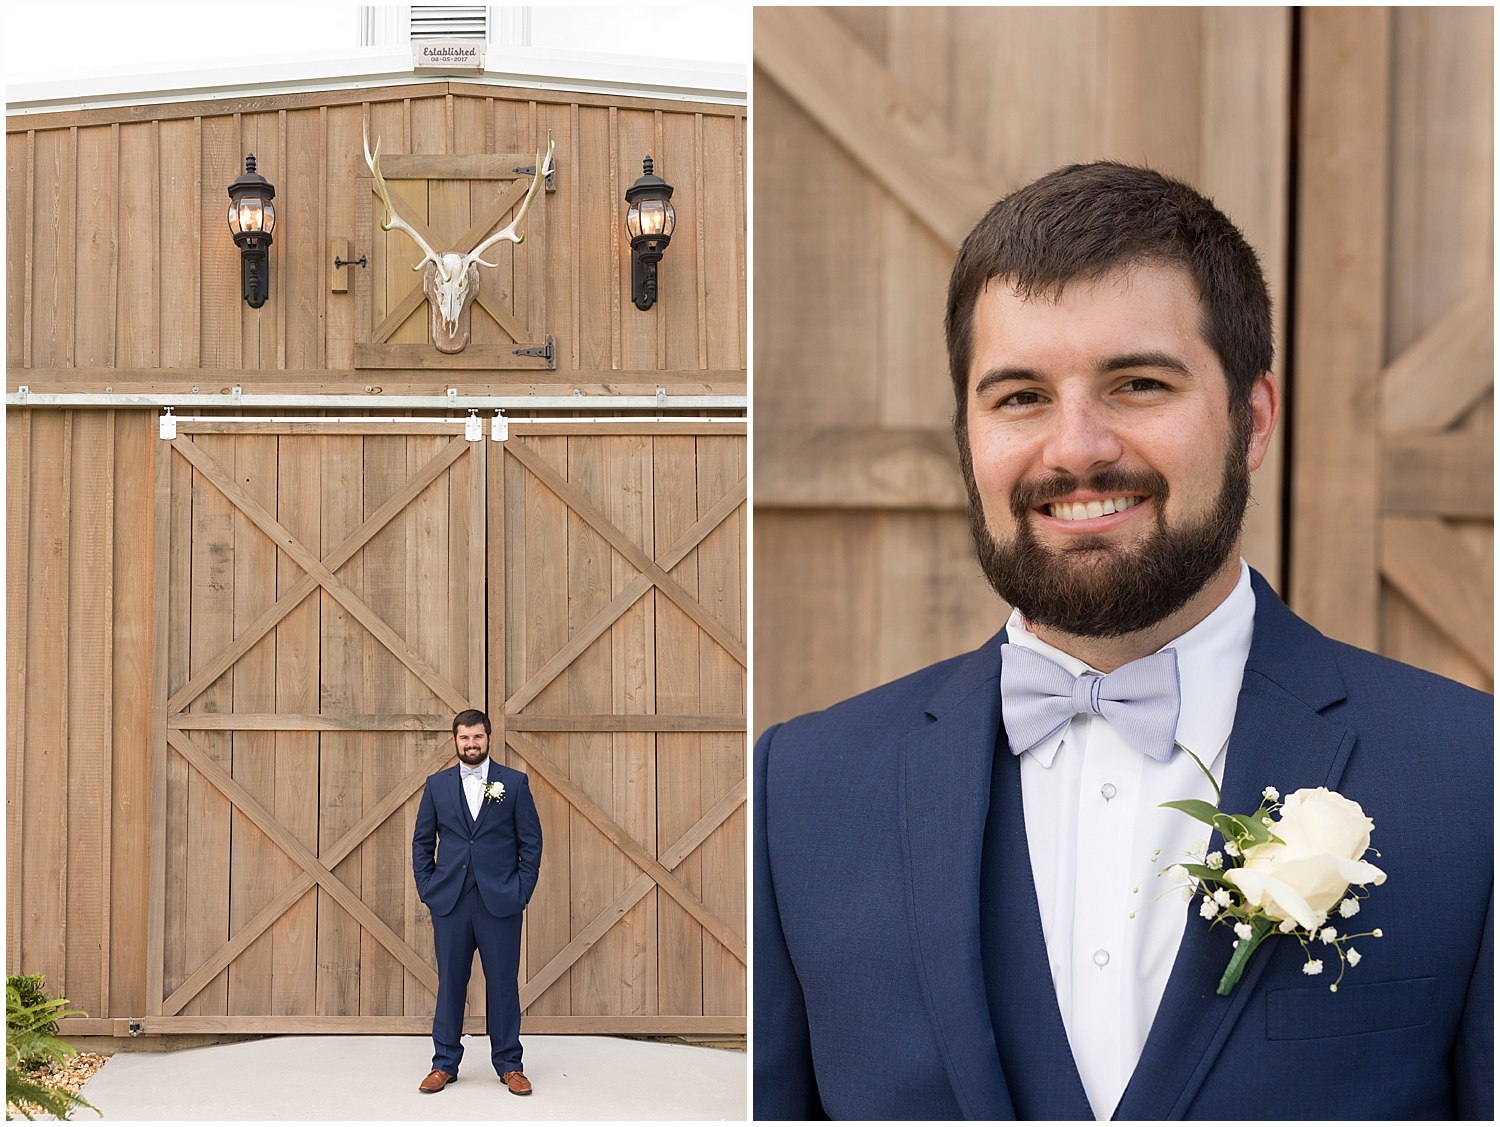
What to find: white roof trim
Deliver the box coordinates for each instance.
[5,44,746,115]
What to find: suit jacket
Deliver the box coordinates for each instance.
[412,758,543,920]
[754,572,1492,1120]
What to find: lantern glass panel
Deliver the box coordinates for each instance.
[230,197,271,236]
[636,201,666,238]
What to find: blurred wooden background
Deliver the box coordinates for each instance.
[753,6,1492,731]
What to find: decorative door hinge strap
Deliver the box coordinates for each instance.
[514,163,557,192]
[512,335,556,369]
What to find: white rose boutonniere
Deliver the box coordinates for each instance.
[483,779,506,806]
[1161,753,1386,995]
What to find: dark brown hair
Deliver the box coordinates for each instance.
[945,161,1272,435]
[452,708,491,736]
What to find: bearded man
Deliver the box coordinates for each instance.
[752,163,1492,1121]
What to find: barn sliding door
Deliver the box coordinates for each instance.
[147,419,746,1034]
[496,424,746,1033]
[148,421,486,1032]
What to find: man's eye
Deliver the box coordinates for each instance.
[1122,377,1166,393]
[998,389,1045,408]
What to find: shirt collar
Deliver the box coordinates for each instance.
[1003,560,1256,767]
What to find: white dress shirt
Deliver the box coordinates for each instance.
[461,764,486,820]
[1005,561,1255,1120]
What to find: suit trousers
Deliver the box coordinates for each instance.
[429,879,525,1076]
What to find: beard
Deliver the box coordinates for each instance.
[961,416,1251,638]
[455,743,490,765]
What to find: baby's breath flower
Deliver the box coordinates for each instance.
[1212,888,1231,907]
[1199,898,1217,920]
[1262,786,1279,801]
[1234,922,1253,941]
[1205,852,1223,870]
[1372,928,1383,938]
[1223,841,1240,858]
[1319,927,1337,944]
[1279,919,1296,934]
[1302,960,1323,976]
[1165,865,1187,883]
[1339,897,1360,919]
[1346,948,1361,966]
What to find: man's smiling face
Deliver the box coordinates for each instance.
[454,722,490,765]
[961,261,1275,640]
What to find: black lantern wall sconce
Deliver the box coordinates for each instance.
[227,154,276,308]
[624,156,675,311]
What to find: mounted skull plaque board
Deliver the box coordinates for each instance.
[355,132,556,369]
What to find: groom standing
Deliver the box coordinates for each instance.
[413,709,543,1096]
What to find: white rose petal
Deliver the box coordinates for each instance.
[1346,948,1361,966]
[1302,960,1323,976]
[1221,788,1386,930]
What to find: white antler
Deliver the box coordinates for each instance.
[466,133,556,269]
[363,122,445,276]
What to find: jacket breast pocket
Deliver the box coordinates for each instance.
[1266,976,1435,1040]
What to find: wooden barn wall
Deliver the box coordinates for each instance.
[7,409,158,1028]
[6,80,745,1034]
[753,6,1293,731]
[6,81,746,393]
[1292,7,1492,693]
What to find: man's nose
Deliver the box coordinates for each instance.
[1041,394,1122,478]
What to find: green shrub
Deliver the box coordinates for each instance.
[5,976,96,1121]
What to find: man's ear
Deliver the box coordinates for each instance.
[1245,372,1280,472]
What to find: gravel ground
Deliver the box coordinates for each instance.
[7,1053,109,1119]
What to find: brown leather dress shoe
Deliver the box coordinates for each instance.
[419,1069,455,1093]
[501,1070,533,1096]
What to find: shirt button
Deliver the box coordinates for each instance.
[1100,783,1117,800]
[1093,949,1110,968]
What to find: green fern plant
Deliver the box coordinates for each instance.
[5,977,96,1121]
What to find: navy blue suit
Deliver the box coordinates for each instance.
[413,758,542,1077]
[755,572,1492,1119]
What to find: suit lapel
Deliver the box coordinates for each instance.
[1115,573,1356,1119]
[900,634,1017,1120]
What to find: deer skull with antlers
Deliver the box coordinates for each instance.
[364,125,554,353]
